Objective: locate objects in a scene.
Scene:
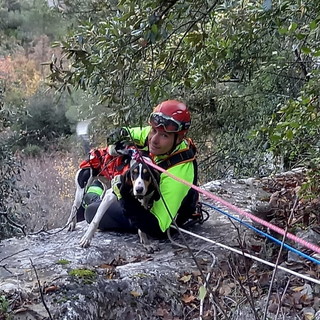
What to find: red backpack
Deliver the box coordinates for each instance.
[79,148,130,180]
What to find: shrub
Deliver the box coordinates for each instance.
[21,144,42,157]
[14,90,72,150]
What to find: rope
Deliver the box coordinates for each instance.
[171,226,320,285]
[147,161,320,255]
[106,138,320,285]
[201,202,320,265]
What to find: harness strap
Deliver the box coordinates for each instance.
[157,149,195,169]
[157,139,197,170]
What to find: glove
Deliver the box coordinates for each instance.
[107,128,129,145]
[107,141,128,156]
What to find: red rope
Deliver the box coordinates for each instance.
[148,161,320,255]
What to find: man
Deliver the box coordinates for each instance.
[85,100,199,238]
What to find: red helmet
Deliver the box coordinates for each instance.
[148,100,191,137]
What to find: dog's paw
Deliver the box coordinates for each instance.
[137,229,159,253]
[79,235,92,248]
[67,220,76,232]
[142,243,160,254]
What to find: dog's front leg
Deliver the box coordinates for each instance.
[66,187,84,231]
[138,229,160,254]
[67,171,93,232]
[79,189,116,248]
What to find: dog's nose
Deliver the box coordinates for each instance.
[135,186,144,194]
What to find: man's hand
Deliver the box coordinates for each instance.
[107,128,129,145]
[107,141,128,156]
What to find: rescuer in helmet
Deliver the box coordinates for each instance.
[85,100,199,238]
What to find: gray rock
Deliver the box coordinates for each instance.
[0,176,313,319]
[0,207,243,320]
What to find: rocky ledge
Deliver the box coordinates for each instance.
[1,171,320,320]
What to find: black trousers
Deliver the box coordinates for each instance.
[76,192,103,222]
[84,188,199,239]
[85,200,137,233]
[84,197,166,239]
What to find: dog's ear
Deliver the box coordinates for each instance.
[119,170,132,196]
[150,169,161,201]
[152,169,161,185]
[153,189,161,202]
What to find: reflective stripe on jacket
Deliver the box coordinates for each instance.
[86,185,103,196]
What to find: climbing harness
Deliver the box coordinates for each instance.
[156,138,197,169]
[180,201,210,229]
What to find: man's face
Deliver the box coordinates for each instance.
[148,127,177,155]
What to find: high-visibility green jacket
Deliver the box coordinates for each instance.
[128,126,197,232]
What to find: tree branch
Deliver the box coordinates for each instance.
[29,258,53,320]
[0,211,26,236]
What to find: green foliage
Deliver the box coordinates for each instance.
[19,0,66,39]
[56,259,71,265]
[69,268,96,284]
[299,160,320,200]
[264,95,320,167]
[0,84,25,240]
[69,268,96,278]
[0,0,67,53]
[12,90,73,151]
[49,1,223,116]
[21,144,43,157]
[0,295,11,320]
[47,0,320,178]
[64,89,101,126]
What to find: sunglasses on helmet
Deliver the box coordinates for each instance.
[148,112,189,133]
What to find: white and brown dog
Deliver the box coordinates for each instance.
[79,157,160,252]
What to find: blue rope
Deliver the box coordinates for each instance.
[201,202,320,265]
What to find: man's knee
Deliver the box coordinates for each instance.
[83,193,101,207]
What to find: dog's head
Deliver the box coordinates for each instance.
[130,161,160,199]
[120,161,160,205]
